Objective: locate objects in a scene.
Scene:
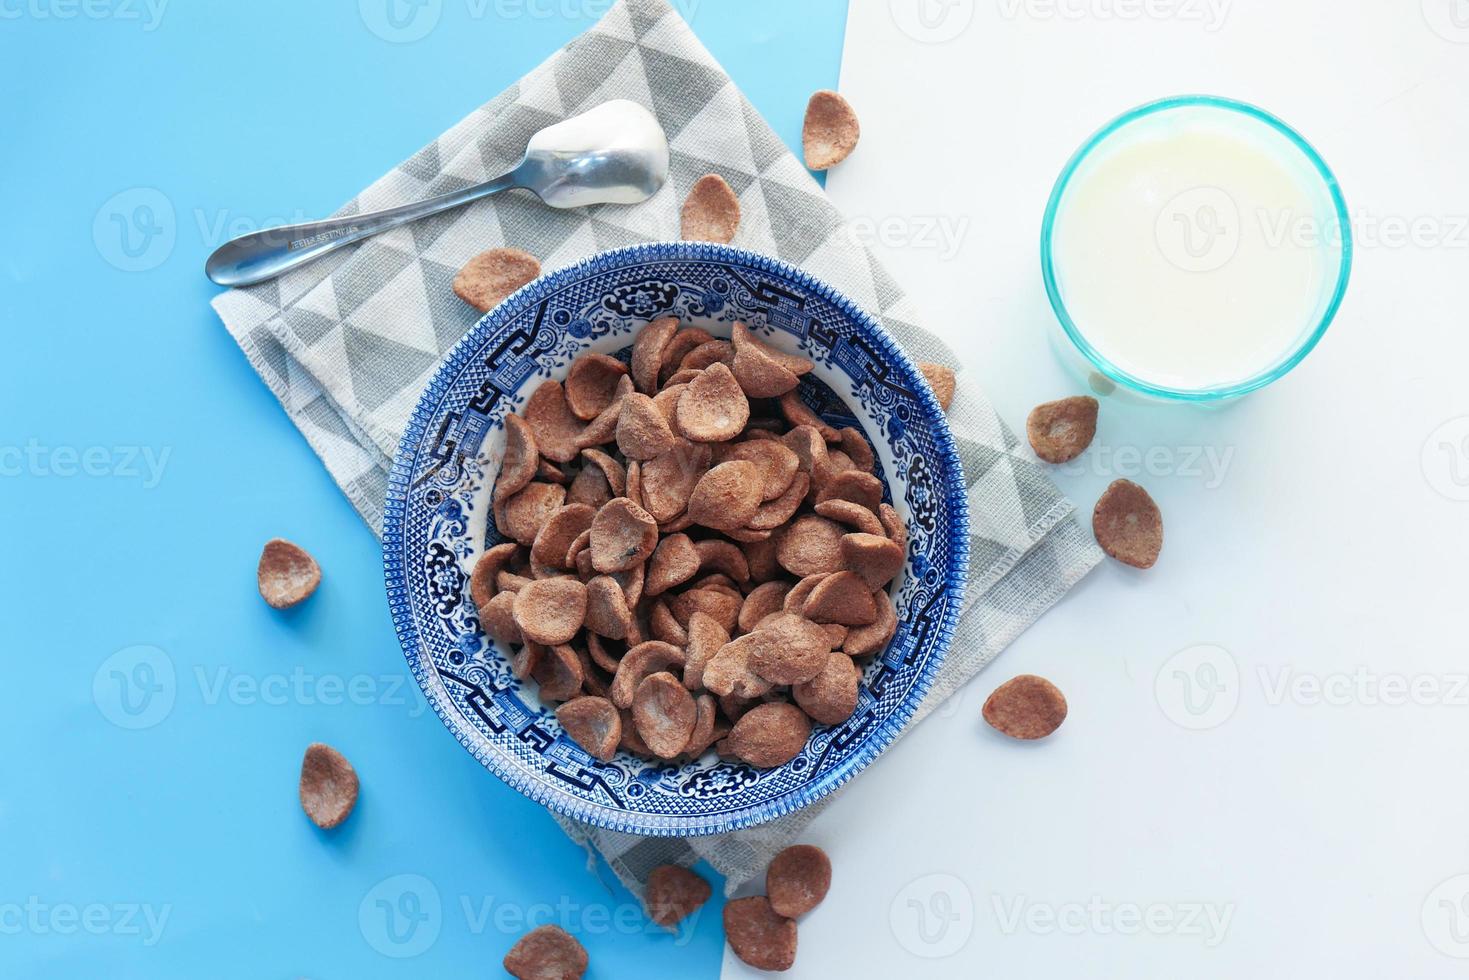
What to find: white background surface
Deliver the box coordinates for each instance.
[725,1,1469,976]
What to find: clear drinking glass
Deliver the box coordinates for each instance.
[1041,95,1353,403]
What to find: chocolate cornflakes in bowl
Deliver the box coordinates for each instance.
[384,243,968,836]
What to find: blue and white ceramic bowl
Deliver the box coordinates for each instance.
[383,242,969,836]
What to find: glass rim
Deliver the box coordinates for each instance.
[1039,94,1354,402]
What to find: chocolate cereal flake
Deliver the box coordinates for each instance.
[1026,395,1098,464]
[983,674,1068,740]
[1092,478,1162,569]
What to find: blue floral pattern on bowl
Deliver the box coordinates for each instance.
[383,242,969,837]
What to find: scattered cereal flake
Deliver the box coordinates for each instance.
[503,924,588,980]
[917,362,956,412]
[616,392,676,461]
[682,611,730,693]
[503,483,568,547]
[777,389,839,442]
[584,575,634,640]
[470,541,519,610]
[724,896,798,972]
[813,498,884,536]
[1092,478,1162,569]
[983,674,1068,740]
[258,539,321,609]
[715,438,799,502]
[767,844,832,919]
[1026,395,1099,464]
[645,532,701,597]
[298,742,358,829]
[681,173,741,244]
[529,502,595,569]
[803,90,860,171]
[452,247,540,312]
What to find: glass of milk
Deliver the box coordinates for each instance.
[1041,96,1352,401]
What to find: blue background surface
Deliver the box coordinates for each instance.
[0,2,847,975]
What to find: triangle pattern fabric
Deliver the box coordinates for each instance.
[671,81,761,178]
[419,257,479,354]
[513,62,566,116]
[637,45,728,139]
[342,324,439,414]
[577,43,657,114]
[210,0,1101,902]
[554,34,636,113]
[757,179,845,265]
[667,149,758,201]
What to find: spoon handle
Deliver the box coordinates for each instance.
[205,169,522,288]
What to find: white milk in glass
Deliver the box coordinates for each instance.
[1049,104,1343,393]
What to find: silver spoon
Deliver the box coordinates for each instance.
[205,100,669,288]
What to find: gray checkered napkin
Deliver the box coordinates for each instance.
[211,0,1101,896]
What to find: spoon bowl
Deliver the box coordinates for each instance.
[205,100,669,288]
